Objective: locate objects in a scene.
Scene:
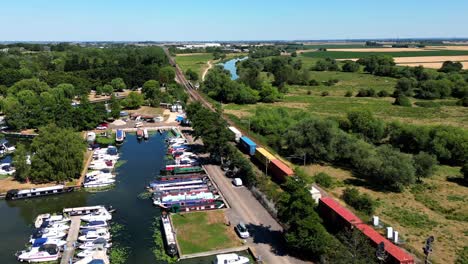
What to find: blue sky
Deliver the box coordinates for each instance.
[1,0,467,41]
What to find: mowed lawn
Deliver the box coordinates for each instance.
[302,50,468,59]
[171,210,242,255]
[175,53,213,77]
[302,164,467,264]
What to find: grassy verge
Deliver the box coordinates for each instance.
[171,211,242,255]
[152,216,177,263]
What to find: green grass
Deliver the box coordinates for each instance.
[382,206,438,229]
[302,50,468,59]
[171,211,241,255]
[175,53,213,77]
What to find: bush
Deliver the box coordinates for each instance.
[457,97,468,107]
[462,163,468,183]
[342,60,360,72]
[321,91,329,97]
[315,172,334,188]
[307,90,312,95]
[414,101,440,108]
[356,88,376,97]
[309,79,319,86]
[342,187,375,215]
[324,79,339,86]
[393,95,412,107]
[345,91,353,97]
[377,90,389,97]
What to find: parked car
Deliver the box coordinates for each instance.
[96,125,108,130]
[232,178,243,187]
[235,222,249,239]
[135,122,143,128]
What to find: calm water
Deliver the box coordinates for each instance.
[220,57,247,80]
[0,133,166,264]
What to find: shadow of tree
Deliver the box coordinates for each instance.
[245,223,288,257]
[447,176,467,187]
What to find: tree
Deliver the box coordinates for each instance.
[342,60,360,72]
[336,228,378,264]
[439,61,463,73]
[109,94,121,119]
[394,77,416,97]
[462,163,468,183]
[393,95,412,107]
[54,83,75,99]
[12,143,30,182]
[277,177,334,258]
[159,66,175,84]
[110,77,126,91]
[102,84,114,95]
[29,124,86,183]
[122,91,144,109]
[8,78,50,95]
[185,69,199,81]
[342,188,375,215]
[346,111,386,143]
[413,152,437,181]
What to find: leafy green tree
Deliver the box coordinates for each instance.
[259,82,281,103]
[439,61,463,73]
[394,77,417,96]
[185,69,199,81]
[12,143,30,182]
[102,84,114,95]
[29,124,86,183]
[109,94,121,119]
[393,95,412,107]
[8,78,50,95]
[342,188,375,215]
[159,66,175,84]
[122,91,144,109]
[346,110,386,143]
[336,228,378,264]
[413,152,437,181]
[277,177,334,258]
[342,60,360,72]
[55,83,75,99]
[110,77,126,91]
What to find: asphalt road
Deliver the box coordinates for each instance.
[204,165,310,264]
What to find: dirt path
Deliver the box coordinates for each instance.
[202,60,213,81]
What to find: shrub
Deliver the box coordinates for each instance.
[377,90,389,97]
[309,79,319,86]
[321,91,329,97]
[462,163,468,183]
[457,97,468,107]
[414,101,440,108]
[307,90,312,95]
[315,172,334,188]
[345,91,353,97]
[393,95,412,107]
[342,187,375,215]
[324,79,339,86]
[356,88,376,97]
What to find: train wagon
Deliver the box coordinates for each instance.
[239,136,256,156]
[268,159,294,182]
[254,148,276,166]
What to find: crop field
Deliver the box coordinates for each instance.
[397,61,468,69]
[171,211,242,255]
[301,164,467,264]
[301,50,468,59]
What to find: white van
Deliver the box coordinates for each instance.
[232,178,243,187]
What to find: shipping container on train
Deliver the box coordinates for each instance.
[254,147,276,166]
[268,159,294,182]
[239,136,256,156]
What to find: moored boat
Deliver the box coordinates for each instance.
[214,253,250,264]
[16,244,60,263]
[143,128,149,139]
[6,185,74,201]
[115,129,125,144]
[136,128,144,139]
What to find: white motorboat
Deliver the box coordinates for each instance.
[214,253,250,264]
[78,229,111,242]
[89,160,114,170]
[78,238,111,250]
[31,238,67,248]
[83,178,116,188]
[77,247,108,258]
[80,220,108,229]
[0,163,15,175]
[30,229,67,241]
[16,244,60,263]
[81,210,112,222]
[34,214,70,228]
[41,222,70,231]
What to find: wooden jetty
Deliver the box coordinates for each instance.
[60,216,81,264]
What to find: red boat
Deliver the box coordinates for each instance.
[136,129,144,139]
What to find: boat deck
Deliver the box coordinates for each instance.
[60,216,81,264]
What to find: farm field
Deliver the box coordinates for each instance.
[398,61,468,69]
[171,211,242,255]
[301,164,467,264]
[301,50,468,59]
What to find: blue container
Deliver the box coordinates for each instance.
[240,136,256,156]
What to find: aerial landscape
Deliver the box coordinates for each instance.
[0,1,467,264]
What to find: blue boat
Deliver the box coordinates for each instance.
[116,130,125,144]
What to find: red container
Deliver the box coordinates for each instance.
[268,159,294,181]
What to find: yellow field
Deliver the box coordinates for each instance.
[397,61,468,69]
[327,48,427,52]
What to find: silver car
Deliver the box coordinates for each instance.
[235,222,250,239]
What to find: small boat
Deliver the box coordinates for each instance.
[30,238,66,248]
[34,214,70,228]
[0,163,15,175]
[80,220,108,229]
[30,229,67,241]
[115,129,125,144]
[16,244,60,263]
[83,178,116,188]
[136,128,144,139]
[214,253,250,264]
[78,229,111,242]
[143,128,149,140]
[88,160,114,170]
[40,222,70,231]
[77,247,108,258]
[6,185,74,200]
[81,210,112,222]
[78,238,111,250]
[63,205,114,216]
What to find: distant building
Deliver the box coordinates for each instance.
[177,43,222,50]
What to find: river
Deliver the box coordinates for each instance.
[220,57,247,80]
